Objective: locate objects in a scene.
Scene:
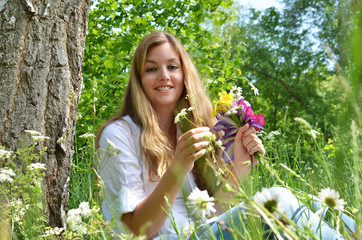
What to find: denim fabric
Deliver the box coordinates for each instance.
[192,187,355,240]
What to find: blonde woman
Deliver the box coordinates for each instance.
[96,32,355,239]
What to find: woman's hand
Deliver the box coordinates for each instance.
[174,127,212,172]
[231,124,265,180]
[234,124,265,165]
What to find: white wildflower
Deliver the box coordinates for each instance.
[44,227,64,237]
[265,131,281,141]
[76,224,87,235]
[318,187,346,211]
[254,188,284,217]
[187,106,195,111]
[230,86,243,100]
[226,108,238,116]
[106,138,116,149]
[1,168,15,176]
[0,149,12,159]
[294,118,319,139]
[294,117,312,129]
[32,135,50,141]
[57,134,66,144]
[215,140,223,148]
[309,129,320,139]
[10,199,27,223]
[67,202,92,235]
[0,168,15,183]
[24,130,42,136]
[79,133,95,139]
[67,208,84,233]
[187,187,216,219]
[182,222,195,238]
[78,202,92,217]
[0,173,14,183]
[249,82,259,96]
[27,163,46,171]
[174,108,188,123]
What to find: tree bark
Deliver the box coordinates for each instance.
[0,0,90,227]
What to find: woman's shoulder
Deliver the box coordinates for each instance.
[102,116,140,139]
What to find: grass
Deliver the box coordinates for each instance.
[1,54,360,240]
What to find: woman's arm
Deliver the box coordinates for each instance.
[121,127,212,239]
[214,124,265,213]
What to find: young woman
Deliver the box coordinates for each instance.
[96,32,355,240]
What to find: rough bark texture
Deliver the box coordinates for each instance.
[0,0,90,227]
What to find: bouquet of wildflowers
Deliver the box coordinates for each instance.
[213,86,265,163]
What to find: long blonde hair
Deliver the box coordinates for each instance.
[96,32,220,189]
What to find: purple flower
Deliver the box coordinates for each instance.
[214,98,265,162]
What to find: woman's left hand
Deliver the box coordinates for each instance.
[233,123,265,167]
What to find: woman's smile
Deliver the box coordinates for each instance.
[141,43,184,112]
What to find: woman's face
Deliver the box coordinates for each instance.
[141,43,184,113]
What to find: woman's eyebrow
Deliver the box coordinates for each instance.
[144,58,180,63]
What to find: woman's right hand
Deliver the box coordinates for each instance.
[174,127,212,172]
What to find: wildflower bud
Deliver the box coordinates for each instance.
[215,140,222,148]
[243,160,251,166]
[223,183,234,193]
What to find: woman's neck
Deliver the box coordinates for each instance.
[156,109,177,148]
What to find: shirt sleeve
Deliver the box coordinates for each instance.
[97,119,147,222]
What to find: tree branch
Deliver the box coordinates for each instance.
[244,64,311,114]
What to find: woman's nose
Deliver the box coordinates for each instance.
[159,67,170,81]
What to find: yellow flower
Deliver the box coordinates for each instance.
[212,91,233,116]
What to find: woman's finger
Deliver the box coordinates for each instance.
[183,130,212,148]
[248,144,265,156]
[184,140,209,156]
[242,126,256,139]
[235,124,249,143]
[242,133,260,147]
[180,127,210,140]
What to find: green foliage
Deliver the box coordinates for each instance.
[78,0,236,141]
[0,139,48,239]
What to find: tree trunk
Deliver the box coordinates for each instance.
[0,0,90,227]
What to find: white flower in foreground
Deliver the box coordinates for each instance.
[0,149,13,159]
[254,188,284,217]
[318,187,346,211]
[27,163,46,171]
[249,82,259,96]
[106,138,116,149]
[230,86,243,100]
[174,108,188,123]
[0,168,15,183]
[78,202,92,217]
[187,187,216,219]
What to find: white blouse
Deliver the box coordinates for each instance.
[98,116,198,239]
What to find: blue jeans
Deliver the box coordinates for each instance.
[193,187,356,240]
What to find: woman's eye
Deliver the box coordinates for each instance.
[146,67,156,72]
[169,65,178,70]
